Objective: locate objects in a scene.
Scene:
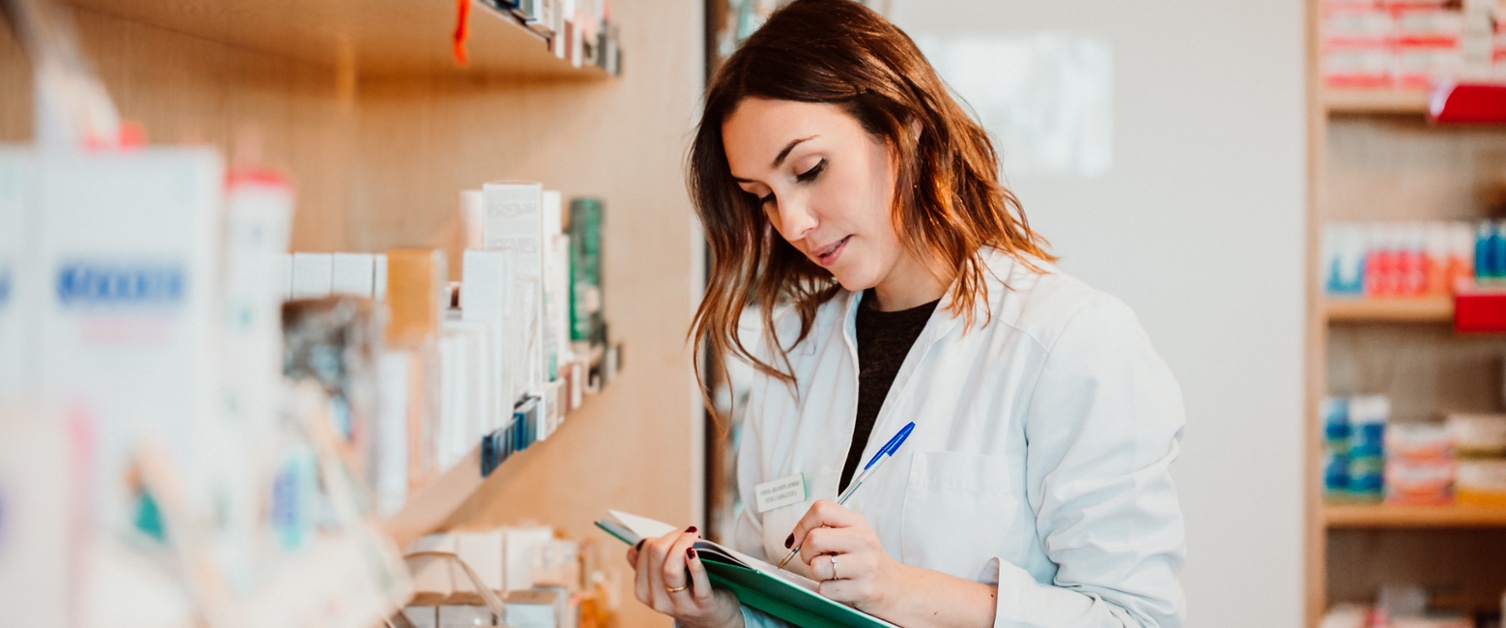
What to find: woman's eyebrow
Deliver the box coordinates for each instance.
[771,135,818,169]
[732,135,820,183]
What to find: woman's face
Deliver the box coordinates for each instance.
[722,98,912,297]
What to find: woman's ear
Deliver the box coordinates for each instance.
[908,118,923,144]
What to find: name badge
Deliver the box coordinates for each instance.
[754,473,807,513]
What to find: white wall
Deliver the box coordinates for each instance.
[889,1,1308,625]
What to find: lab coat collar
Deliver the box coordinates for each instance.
[835,246,1020,349]
[829,248,1022,485]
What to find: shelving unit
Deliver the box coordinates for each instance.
[384,348,623,550]
[62,0,608,80]
[0,1,703,625]
[1325,504,1506,529]
[1307,2,1506,625]
[1324,88,1430,116]
[1324,297,1454,324]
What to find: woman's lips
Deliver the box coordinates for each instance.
[815,235,851,267]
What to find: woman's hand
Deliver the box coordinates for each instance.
[625,526,744,628]
[788,500,908,617]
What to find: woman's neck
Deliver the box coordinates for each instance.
[869,254,951,312]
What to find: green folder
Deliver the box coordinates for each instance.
[595,510,898,628]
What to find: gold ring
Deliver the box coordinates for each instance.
[665,583,690,594]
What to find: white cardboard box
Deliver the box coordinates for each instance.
[38,148,225,529]
[452,531,506,593]
[483,182,545,398]
[332,252,376,298]
[462,249,517,419]
[374,253,389,301]
[0,404,73,626]
[0,148,34,398]
[291,252,333,299]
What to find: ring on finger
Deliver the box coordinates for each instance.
[665,583,690,594]
[830,554,839,580]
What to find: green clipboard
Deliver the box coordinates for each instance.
[595,510,898,628]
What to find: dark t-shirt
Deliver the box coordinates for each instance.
[840,290,941,492]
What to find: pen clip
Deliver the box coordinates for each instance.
[860,421,915,471]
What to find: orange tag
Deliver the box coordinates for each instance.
[454,0,471,67]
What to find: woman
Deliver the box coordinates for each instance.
[627,0,1186,626]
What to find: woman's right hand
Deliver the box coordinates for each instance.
[625,526,744,628]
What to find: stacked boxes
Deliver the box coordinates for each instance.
[1321,222,1474,298]
[1324,395,1390,503]
[1321,0,1505,88]
[1448,413,1506,505]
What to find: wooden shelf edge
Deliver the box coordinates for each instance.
[380,344,623,549]
[1323,503,1506,528]
[382,443,486,551]
[1323,88,1431,116]
[64,0,614,81]
[1323,297,1454,323]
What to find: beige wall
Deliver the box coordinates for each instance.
[2,3,704,626]
[890,0,1307,625]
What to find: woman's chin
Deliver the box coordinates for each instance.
[830,271,876,294]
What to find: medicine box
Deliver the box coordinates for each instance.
[38,148,225,529]
[0,148,34,398]
[291,252,333,298]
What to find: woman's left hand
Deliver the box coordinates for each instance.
[787,500,907,616]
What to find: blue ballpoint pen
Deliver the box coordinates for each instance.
[776,421,916,571]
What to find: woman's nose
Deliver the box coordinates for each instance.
[776,200,818,243]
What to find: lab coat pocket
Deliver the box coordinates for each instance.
[901,451,1019,579]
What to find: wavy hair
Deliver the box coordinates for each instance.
[689,0,1054,394]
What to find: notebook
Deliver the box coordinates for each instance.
[594,510,899,628]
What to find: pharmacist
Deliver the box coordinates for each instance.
[626,1,1186,626]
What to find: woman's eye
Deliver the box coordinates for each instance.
[796,159,826,183]
[758,192,776,205]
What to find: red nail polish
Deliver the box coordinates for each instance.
[687,547,697,559]
[785,534,794,548]
[686,526,698,535]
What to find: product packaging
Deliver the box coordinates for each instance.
[1347,395,1390,502]
[483,181,546,399]
[0,148,34,398]
[291,252,333,299]
[38,148,225,533]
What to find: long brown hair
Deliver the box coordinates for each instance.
[689,0,1053,395]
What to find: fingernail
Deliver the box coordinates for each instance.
[634,539,645,551]
[784,534,794,548]
[687,547,697,559]
[685,526,698,535]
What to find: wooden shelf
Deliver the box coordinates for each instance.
[1323,297,1454,323]
[62,0,608,80]
[1324,88,1430,116]
[381,344,622,549]
[1324,503,1506,528]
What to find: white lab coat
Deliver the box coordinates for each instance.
[732,247,1186,627]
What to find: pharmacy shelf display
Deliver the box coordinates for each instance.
[1324,503,1506,529]
[1309,0,1506,624]
[1323,297,1455,324]
[0,0,644,622]
[1323,88,1431,116]
[61,0,619,79]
